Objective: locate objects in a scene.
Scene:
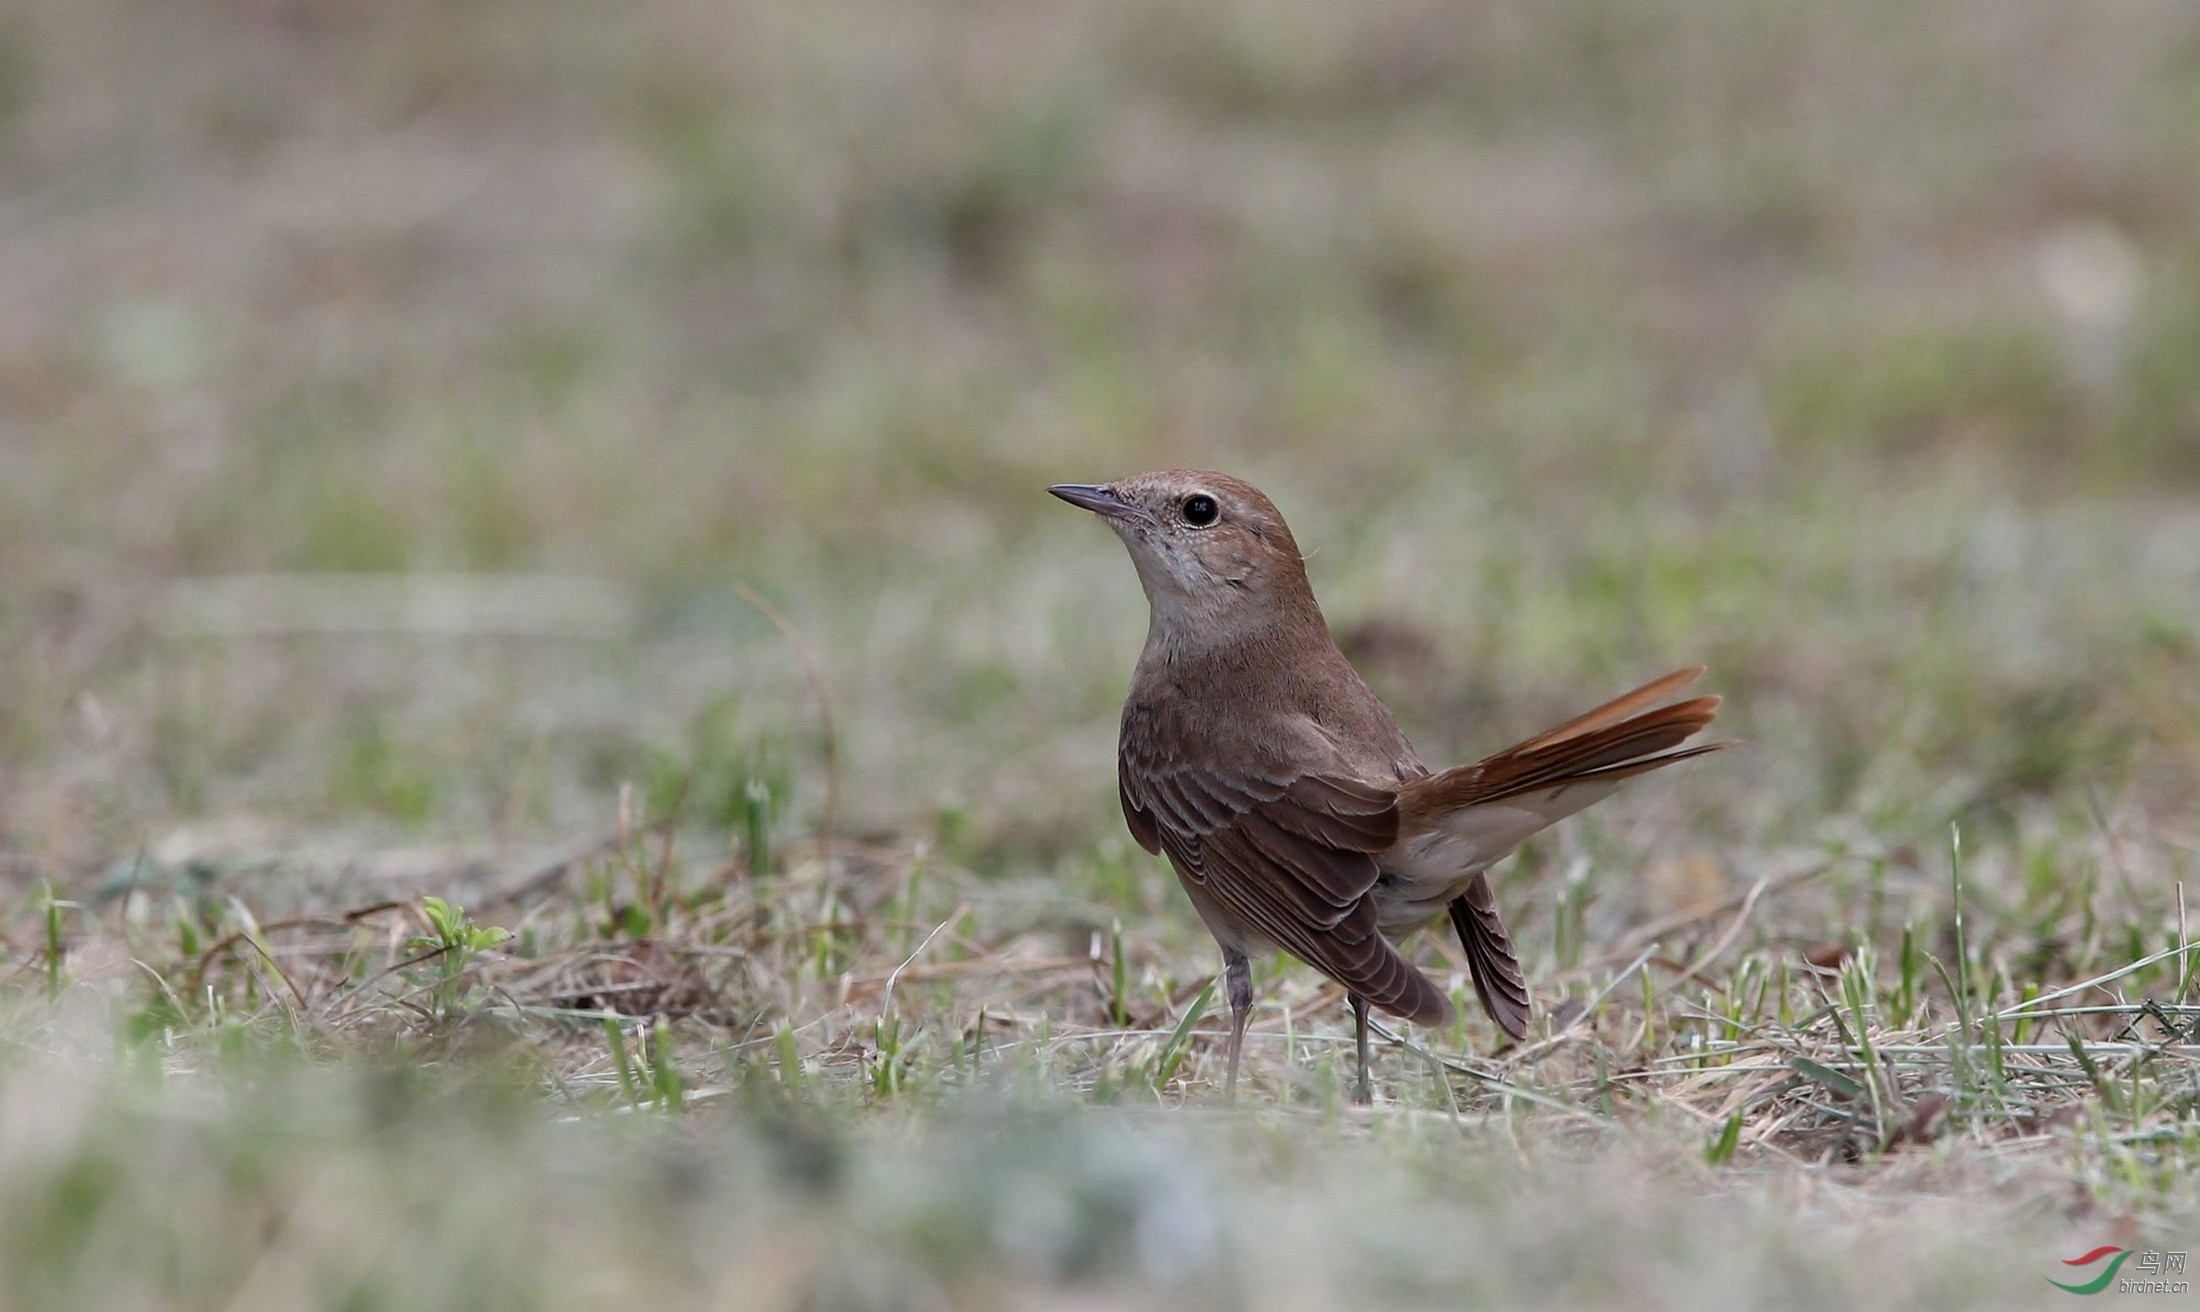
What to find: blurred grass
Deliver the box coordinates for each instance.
[4,0,2200,1308]
[0,1049,2118,1312]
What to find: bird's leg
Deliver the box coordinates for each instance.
[1349,994,1373,1105]
[1222,948,1252,1104]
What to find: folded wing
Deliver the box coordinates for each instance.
[1121,751,1451,1025]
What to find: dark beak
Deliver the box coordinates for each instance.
[1047,483,1137,521]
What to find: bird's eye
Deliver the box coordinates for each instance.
[1180,494,1219,526]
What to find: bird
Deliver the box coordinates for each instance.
[1049,469,1727,1102]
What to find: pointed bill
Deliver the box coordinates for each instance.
[1047,483,1135,518]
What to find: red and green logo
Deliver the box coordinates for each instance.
[2050,1247,2131,1295]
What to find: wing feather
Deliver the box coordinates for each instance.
[1120,731,1449,1026]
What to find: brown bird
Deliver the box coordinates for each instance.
[1050,470,1727,1101]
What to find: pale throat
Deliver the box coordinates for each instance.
[1135,575,1333,674]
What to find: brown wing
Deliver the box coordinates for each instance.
[1119,761,1162,854]
[1123,751,1450,1026]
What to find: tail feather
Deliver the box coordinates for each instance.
[1398,672,1731,825]
[1499,665,1707,756]
[1449,874,1530,1040]
[1390,668,1729,1045]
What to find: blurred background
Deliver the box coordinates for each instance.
[6,5,2200,1309]
[4,0,2199,934]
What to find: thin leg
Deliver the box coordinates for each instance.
[1349,994,1372,1105]
[1222,948,1252,1103]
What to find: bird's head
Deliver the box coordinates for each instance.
[1049,469,1318,648]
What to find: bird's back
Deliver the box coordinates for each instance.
[1123,618,1423,789]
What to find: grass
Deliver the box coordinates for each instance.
[6,0,2200,1308]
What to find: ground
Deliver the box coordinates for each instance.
[3,3,2200,1308]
